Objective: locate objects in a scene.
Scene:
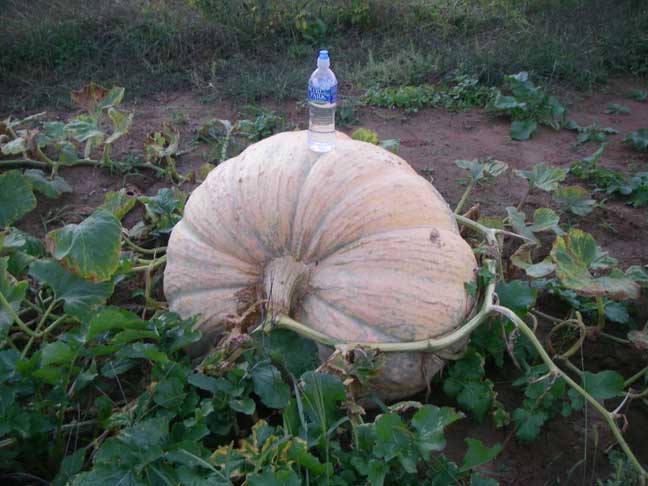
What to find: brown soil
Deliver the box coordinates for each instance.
[8,79,648,484]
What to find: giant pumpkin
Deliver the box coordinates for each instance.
[164,130,477,400]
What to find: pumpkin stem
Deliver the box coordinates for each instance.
[263,256,310,316]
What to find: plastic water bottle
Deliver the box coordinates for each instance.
[308,50,337,152]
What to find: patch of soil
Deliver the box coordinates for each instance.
[8,79,648,484]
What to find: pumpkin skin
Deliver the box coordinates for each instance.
[164,130,477,400]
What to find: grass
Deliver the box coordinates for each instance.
[1,0,648,113]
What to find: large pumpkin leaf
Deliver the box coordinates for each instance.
[506,207,563,245]
[65,115,104,144]
[258,329,318,377]
[35,121,67,146]
[100,189,137,221]
[1,137,27,155]
[552,185,596,216]
[29,260,114,319]
[250,360,290,409]
[86,307,148,340]
[506,207,537,243]
[581,371,624,401]
[496,280,537,316]
[24,169,72,199]
[0,170,37,226]
[514,163,568,192]
[550,229,639,300]
[0,257,28,337]
[622,128,648,151]
[510,119,537,141]
[411,405,463,456]
[460,438,502,472]
[105,108,133,145]
[46,209,121,282]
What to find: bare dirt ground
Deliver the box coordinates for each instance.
[10,79,648,484]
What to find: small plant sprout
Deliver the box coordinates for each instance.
[454,157,508,213]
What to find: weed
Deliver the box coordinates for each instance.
[364,74,492,112]
[3,1,648,111]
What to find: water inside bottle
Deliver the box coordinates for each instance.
[308,101,336,152]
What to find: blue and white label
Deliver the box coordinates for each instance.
[308,84,337,104]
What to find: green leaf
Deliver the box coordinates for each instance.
[552,185,595,216]
[47,209,121,282]
[153,377,186,409]
[145,126,179,161]
[0,170,37,226]
[228,397,256,415]
[24,169,72,199]
[86,307,147,339]
[625,265,648,286]
[604,301,630,324]
[29,260,114,318]
[490,93,526,111]
[622,128,648,150]
[411,405,463,455]
[442,352,492,421]
[0,257,28,334]
[70,468,139,486]
[550,229,639,300]
[118,343,168,363]
[1,137,27,155]
[460,438,502,472]
[187,373,221,393]
[456,382,493,423]
[455,158,508,181]
[495,280,536,316]
[627,90,648,101]
[367,460,389,485]
[139,188,184,235]
[470,474,499,486]
[259,329,319,377]
[513,408,548,443]
[65,115,104,143]
[511,245,558,279]
[52,447,86,486]
[100,189,137,220]
[351,128,379,144]
[374,413,412,461]
[506,207,538,244]
[514,163,568,192]
[105,108,133,145]
[581,370,624,401]
[247,470,299,486]
[41,341,76,366]
[36,121,67,146]
[251,360,290,409]
[379,138,400,154]
[120,416,169,449]
[529,207,563,235]
[510,119,537,141]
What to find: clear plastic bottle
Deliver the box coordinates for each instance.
[307,50,337,152]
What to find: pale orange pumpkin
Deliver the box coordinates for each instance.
[164,130,477,400]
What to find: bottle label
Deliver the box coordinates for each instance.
[308,84,337,104]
